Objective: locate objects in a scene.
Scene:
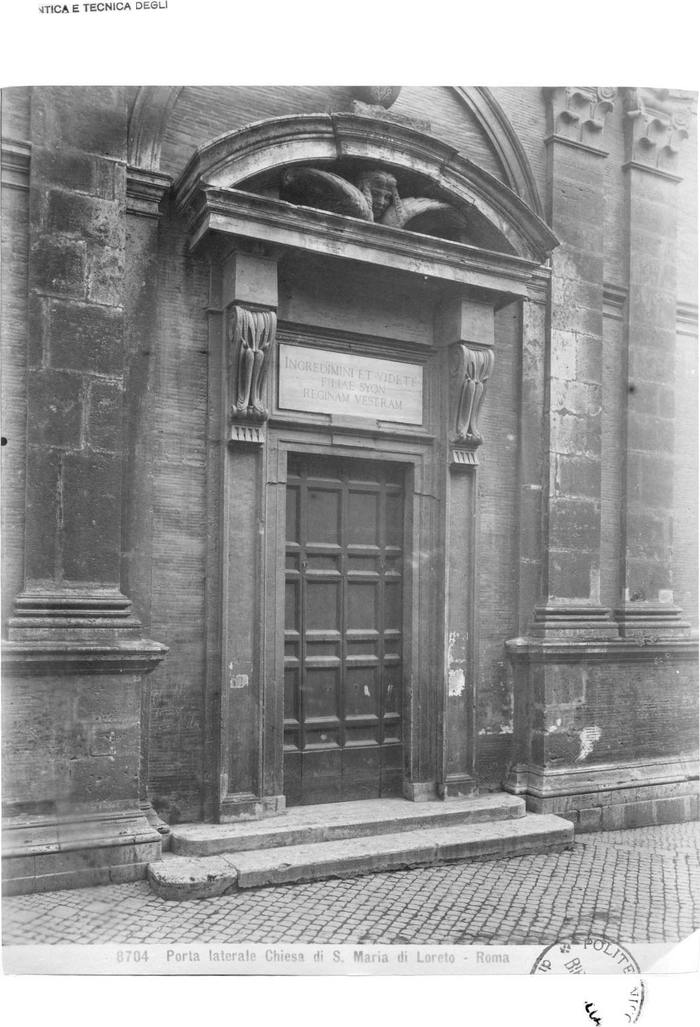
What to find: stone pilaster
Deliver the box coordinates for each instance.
[8,88,150,632]
[124,165,172,842]
[535,87,619,636]
[2,88,166,894]
[211,249,285,820]
[614,88,694,636]
[438,296,495,797]
[505,89,698,827]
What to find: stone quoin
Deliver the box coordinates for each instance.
[1,85,697,895]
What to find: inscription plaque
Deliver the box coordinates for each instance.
[278,344,423,425]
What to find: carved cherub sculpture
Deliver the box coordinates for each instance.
[281,166,462,233]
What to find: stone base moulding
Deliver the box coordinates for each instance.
[2,808,162,896]
[218,793,287,823]
[505,636,699,831]
[613,601,691,638]
[528,604,621,638]
[505,757,699,831]
[2,636,168,895]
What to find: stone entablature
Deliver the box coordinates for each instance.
[187,187,549,298]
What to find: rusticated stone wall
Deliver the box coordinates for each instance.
[22,87,128,589]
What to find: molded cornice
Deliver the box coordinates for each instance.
[187,186,550,300]
[1,137,31,190]
[126,166,172,218]
[451,87,545,219]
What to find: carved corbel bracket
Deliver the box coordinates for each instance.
[623,88,693,172]
[546,87,617,149]
[228,304,277,439]
[450,344,494,451]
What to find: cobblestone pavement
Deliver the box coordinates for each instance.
[3,823,700,947]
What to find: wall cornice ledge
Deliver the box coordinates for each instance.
[1,137,31,190]
[126,165,172,218]
[622,159,683,183]
[2,639,169,675]
[543,134,609,158]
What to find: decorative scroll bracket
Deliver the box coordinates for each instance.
[450,343,494,450]
[228,304,277,438]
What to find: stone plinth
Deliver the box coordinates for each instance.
[2,639,167,894]
[505,636,699,829]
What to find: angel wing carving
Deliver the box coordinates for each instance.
[381,197,455,229]
[281,168,372,220]
[280,166,470,240]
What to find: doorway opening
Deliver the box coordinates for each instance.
[283,454,407,805]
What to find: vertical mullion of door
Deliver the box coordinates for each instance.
[378,472,387,746]
[339,470,348,751]
[298,466,309,753]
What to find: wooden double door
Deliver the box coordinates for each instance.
[283,454,406,805]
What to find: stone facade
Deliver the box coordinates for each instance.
[1,85,697,893]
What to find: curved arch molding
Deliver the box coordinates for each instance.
[174,113,556,263]
[128,86,182,170]
[127,86,545,223]
[451,87,544,219]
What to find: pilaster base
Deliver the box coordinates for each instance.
[402,780,439,802]
[529,604,620,639]
[219,793,286,823]
[8,589,147,643]
[438,774,478,799]
[613,602,691,638]
[140,801,172,850]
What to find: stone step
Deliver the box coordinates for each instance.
[148,813,573,900]
[169,793,526,857]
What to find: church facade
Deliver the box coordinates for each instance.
[1,85,698,894]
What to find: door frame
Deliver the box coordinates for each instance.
[281,450,411,805]
[265,432,442,809]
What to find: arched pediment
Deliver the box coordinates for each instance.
[174,113,557,264]
[452,87,544,219]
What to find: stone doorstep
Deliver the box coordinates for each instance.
[147,813,573,900]
[169,793,527,857]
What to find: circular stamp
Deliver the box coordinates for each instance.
[532,936,645,1025]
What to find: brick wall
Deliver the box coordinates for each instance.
[145,197,210,824]
[158,86,504,184]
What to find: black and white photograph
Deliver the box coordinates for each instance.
[1,5,698,1023]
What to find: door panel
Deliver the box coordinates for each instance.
[283,454,406,805]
